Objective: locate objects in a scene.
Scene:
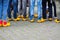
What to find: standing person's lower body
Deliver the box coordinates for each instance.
[18,0,22,18]
[29,0,35,22]
[8,0,19,21]
[42,0,52,22]
[0,0,10,27]
[52,0,60,23]
[37,0,42,23]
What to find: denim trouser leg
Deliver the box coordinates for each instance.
[12,0,18,19]
[18,0,22,15]
[30,0,35,20]
[22,0,27,18]
[7,0,12,18]
[2,0,9,21]
[0,0,2,19]
[37,0,42,20]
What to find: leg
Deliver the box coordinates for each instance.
[0,0,2,20]
[12,0,18,19]
[48,0,52,18]
[3,0,10,27]
[37,0,42,23]
[0,0,3,26]
[18,0,22,16]
[7,0,12,19]
[52,1,57,18]
[37,0,42,20]
[21,0,27,21]
[22,0,27,18]
[42,0,47,19]
[29,0,35,20]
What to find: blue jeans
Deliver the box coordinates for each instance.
[29,0,42,20]
[30,0,35,20]
[37,0,42,20]
[8,0,18,19]
[0,0,9,21]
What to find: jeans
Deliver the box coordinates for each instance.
[29,0,42,20]
[7,0,18,19]
[0,0,9,21]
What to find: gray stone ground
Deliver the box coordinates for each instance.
[0,1,60,40]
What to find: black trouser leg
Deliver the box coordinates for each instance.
[48,0,52,18]
[42,0,47,19]
[22,0,27,18]
[52,1,57,17]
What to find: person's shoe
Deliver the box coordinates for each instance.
[54,19,60,23]
[41,18,46,22]
[8,18,13,21]
[7,22,10,26]
[48,18,52,21]
[22,18,27,21]
[13,18,17,21]
[30,19,34,23]
[3,21,8,27]
[34,13,38,18]
[18,15,21,18]
[13,17,20,21]
[26,15,29,18]
[21,15,24,18]
[37,20,42,23]
[0,20,2,27]
[17,17,20,21]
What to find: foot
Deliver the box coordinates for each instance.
[26,15,29,18]
[48,18,52,21]
[37,20,42,23]
[13,18,20,21]
[7,22,11,26]
[21,15,24,18]
[0,20,3,27]
[54,19,60,23]
[17,17,20,21]
[3,21,8,27]
[18,15,21,18]
[22,18,27,21]
[30,19,34,23]
[41,18,46,22]
[8,18,13,21]
[34,14,38,18]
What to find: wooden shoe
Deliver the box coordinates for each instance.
[54,19,60,23]
[26,15,29,18]
[48,18,52,21]
[21,15,24,18]
[17,17,20,21]
[22,18,27,21]
[8,18,13,21]
[18,15,21,18]
[3,21,7,27]
[30,19,34,23]
[41,18,46,22]
[7,22,10,26]
[34,13,38,18]
[0,20,2,27]
[37,20,42,23]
